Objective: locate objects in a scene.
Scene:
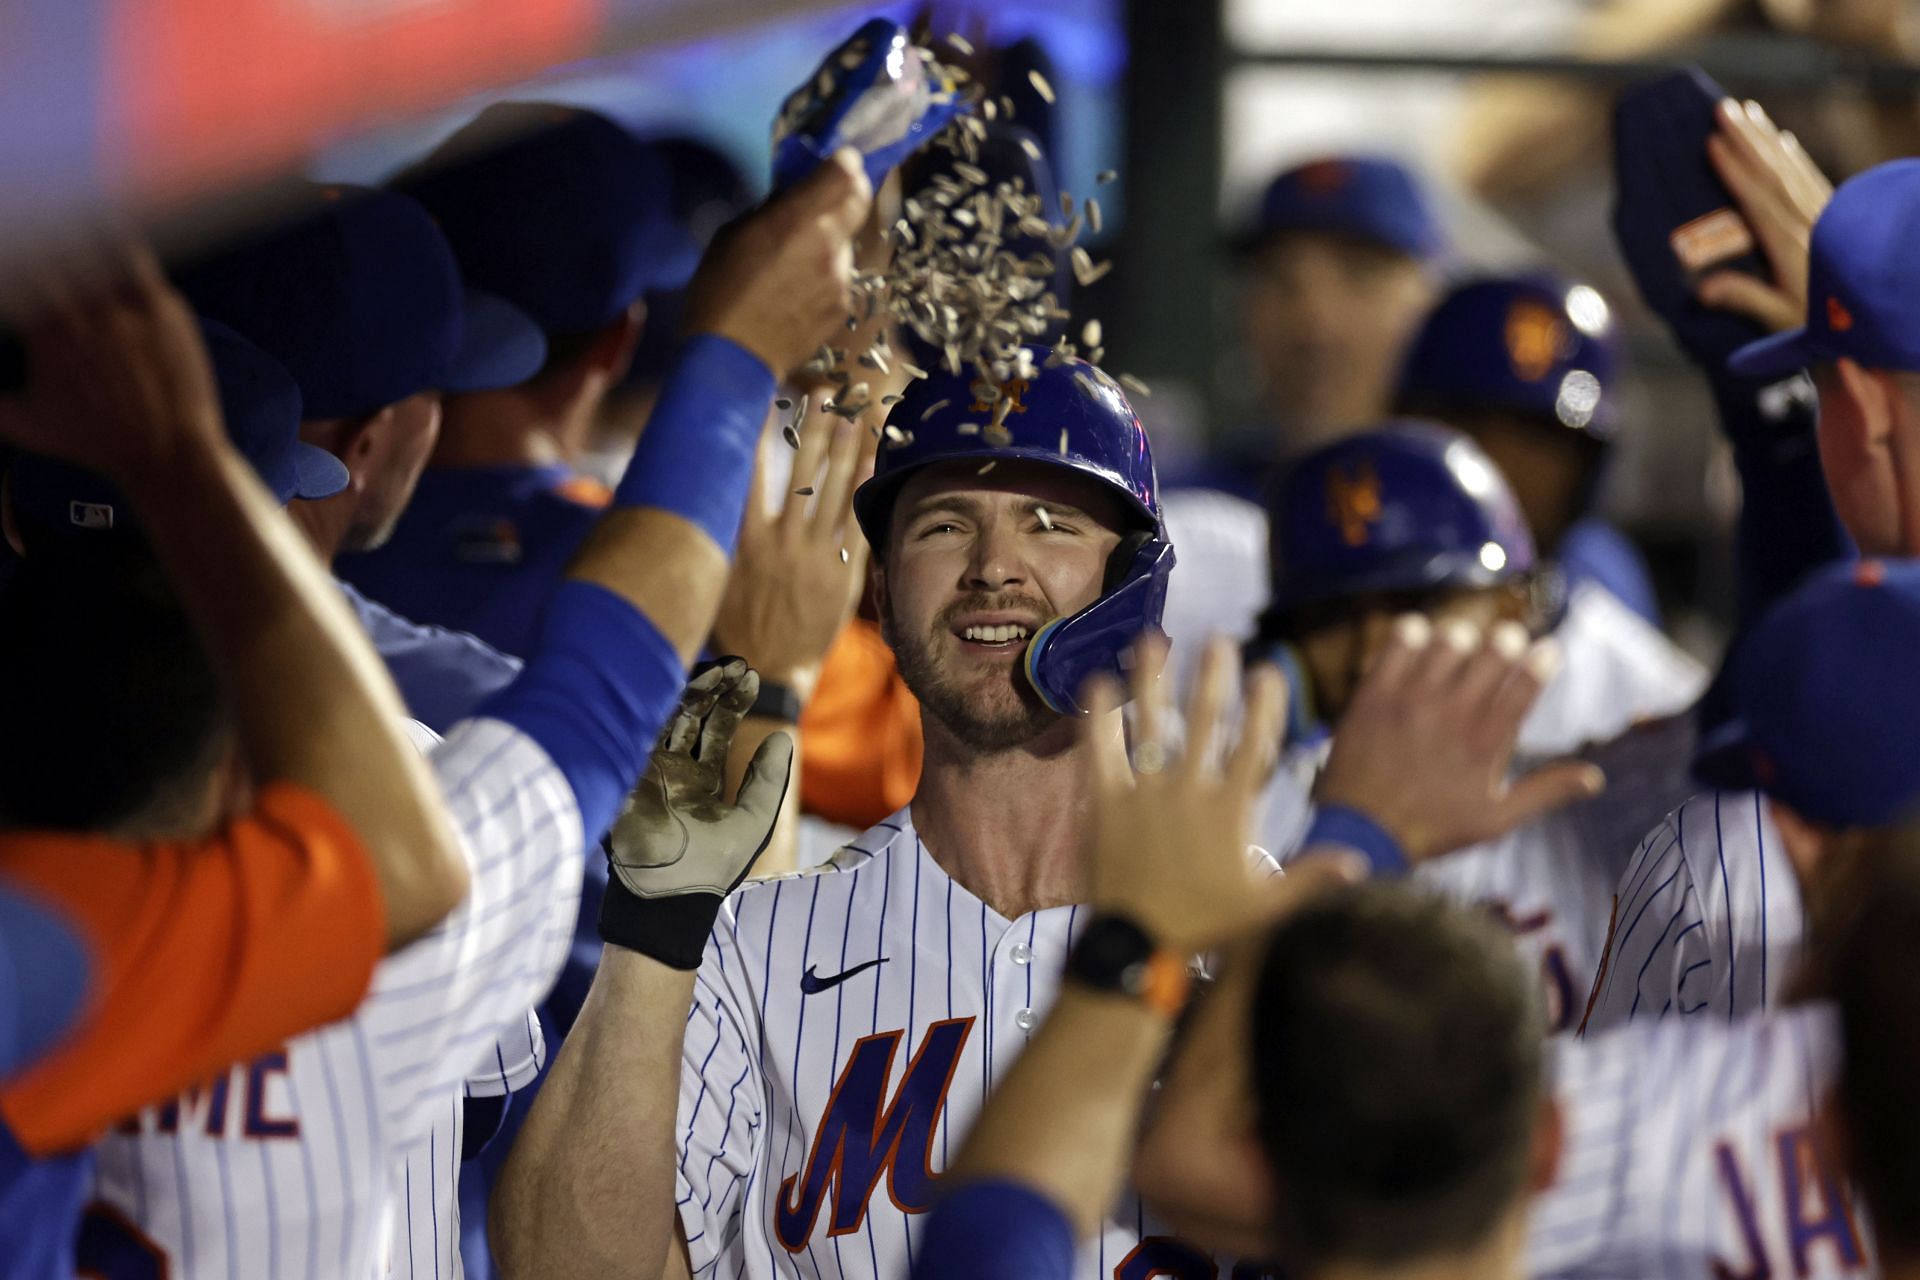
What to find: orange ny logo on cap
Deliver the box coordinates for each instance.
[970,376,1031,415]
[1326,460,1384,547]
[1294,159,1351,195]
[1504,301,1569,383]
[1827,295,1855,333]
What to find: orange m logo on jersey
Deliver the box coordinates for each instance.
[1504,300,1569,383]
[1326,461,1383,547]
[774,1018,974,1251]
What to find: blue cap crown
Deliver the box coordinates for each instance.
[1268,421,1536,611]
[396,103,679,337]
[1240,156,1443,261]
[12,318,346,540]
[853,351,1159,549]
[178,184,544,419]
[1729,160,1920,379]
[1397,275,1620,438]
[1695,558,1920,826]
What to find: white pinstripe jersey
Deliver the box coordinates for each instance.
[1580,790,1806,1038]
[85,718,584,1279]
[675,809,1271,1280]
[1529,1005,1873,1278]
[1259,717,1697,1034]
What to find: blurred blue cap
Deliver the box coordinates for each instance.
[1397,274,1622,441]
[395,102,681,336]
[178,184,546,418]
[1267,421,1535,612]
[1234,156,1444,261]
[1694,557,1920,826]
[12,317,346,540]
[1728,160,1920,379]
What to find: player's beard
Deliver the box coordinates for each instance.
[889,592,1058,753]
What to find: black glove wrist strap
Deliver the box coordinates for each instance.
[598,868,722,970]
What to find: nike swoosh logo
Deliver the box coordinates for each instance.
[800,957,889,995]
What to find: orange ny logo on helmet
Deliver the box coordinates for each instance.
[1326,460,1384,547]
[1827,295,1855,333]
[1504,300,1569,383]
[970,376,1032,415]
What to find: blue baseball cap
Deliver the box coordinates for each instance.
[1727,160,1920,380]
[1694,558,1920,827]
[11,317,346,540]
[1232,156,1444,262]
[394,102,680,337]
[1396,274,1621,441]
[177,184,547,419]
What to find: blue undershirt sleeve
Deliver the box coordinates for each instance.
[912,1180,1077,1280]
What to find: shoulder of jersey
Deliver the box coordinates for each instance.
[1566,579,1710,686]
[738,833,895,892]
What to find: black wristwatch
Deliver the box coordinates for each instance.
[1066,914,1190,1016]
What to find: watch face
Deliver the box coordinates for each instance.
[1071,915,1158,994]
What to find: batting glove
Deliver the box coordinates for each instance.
[598,658,794,969]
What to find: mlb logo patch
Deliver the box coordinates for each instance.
[455,519,523,565]
[67,501,114,531]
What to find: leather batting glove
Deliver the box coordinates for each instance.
[598,658,795,969]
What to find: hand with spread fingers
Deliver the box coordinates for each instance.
[598,660,795,970]
[710,409,879,706]
[1081,636,1349,953]
[1314,616,1606,866]
[1698,97,1834,334]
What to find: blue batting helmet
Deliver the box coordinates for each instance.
[1266,421,1536,613]
[1396,275,1622,442]
[853,350,1173,717]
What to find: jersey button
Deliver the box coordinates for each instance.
[1014,1008,1038,1032]
[1010,943,1033,965]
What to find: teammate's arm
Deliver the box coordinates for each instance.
[491,668,788,1280]
[0,246,467,947]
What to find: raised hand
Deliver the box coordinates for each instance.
[1314,616,1606,864]
[708,406,879,704]
[1698,98,1834,334]
[682,149,872,382]
[1079,636,1347,953]
[606,660,793,903]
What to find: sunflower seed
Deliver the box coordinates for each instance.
[1019,137,1042,162]
[1098,169,1117,184]
[1057,428,1069,455]
[1086,197,1103,234]
[775,397,792,410]
[946,32,975,55]
[978,460,998,475]
[984,424,1013,447]
[782,424,801,450]
[1028,69,1055,104]
[919,398,951,421]
[957,422,981,435]
[794,486,815,496]
[1119,373,1151,398]
[839,547,850,564]
[1082,319,1102,348]
[1036,506,1054,530]
[982,99,997,121]
[1073,372,1098,398]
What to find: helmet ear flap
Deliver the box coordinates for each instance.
[1104,528,1156,593]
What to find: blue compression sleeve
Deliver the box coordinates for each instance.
[1303,804,1408,877]
[0,885,91,1079]
[912,1180,1076,1280]
[612,334,774,552]
[478,581,685,843]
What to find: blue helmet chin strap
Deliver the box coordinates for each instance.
[1023,532,1176,716]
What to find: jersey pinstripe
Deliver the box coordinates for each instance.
[88,718,584,1279]
[1260,717,1696,1033]
[674,810,1267,1279]
[1580,790,1806,1037]
[1530,1005,1872,1277]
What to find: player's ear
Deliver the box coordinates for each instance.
[1527,1094,1564,1196]
[587,301,647,384]
[871,559,894,646]
[333,406,397,475]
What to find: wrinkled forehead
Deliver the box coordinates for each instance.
[887,459,1130,541]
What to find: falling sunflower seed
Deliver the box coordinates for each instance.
[839,547,850,564]
[885,424,909,444]
[775,397,792,410]
[919,398,951,421]
[1097,169,1118,184]
[1082,319,1102,348]
[1019,137,1042,162]
[782,424,801,450]
[946,32,975,55]
[1086,197,1103,235]
[1028,69,1056,104]
[978,460,998,475]
[1119,372,1152,398]
[793,486,815,496]
[1036,506,1055,530]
